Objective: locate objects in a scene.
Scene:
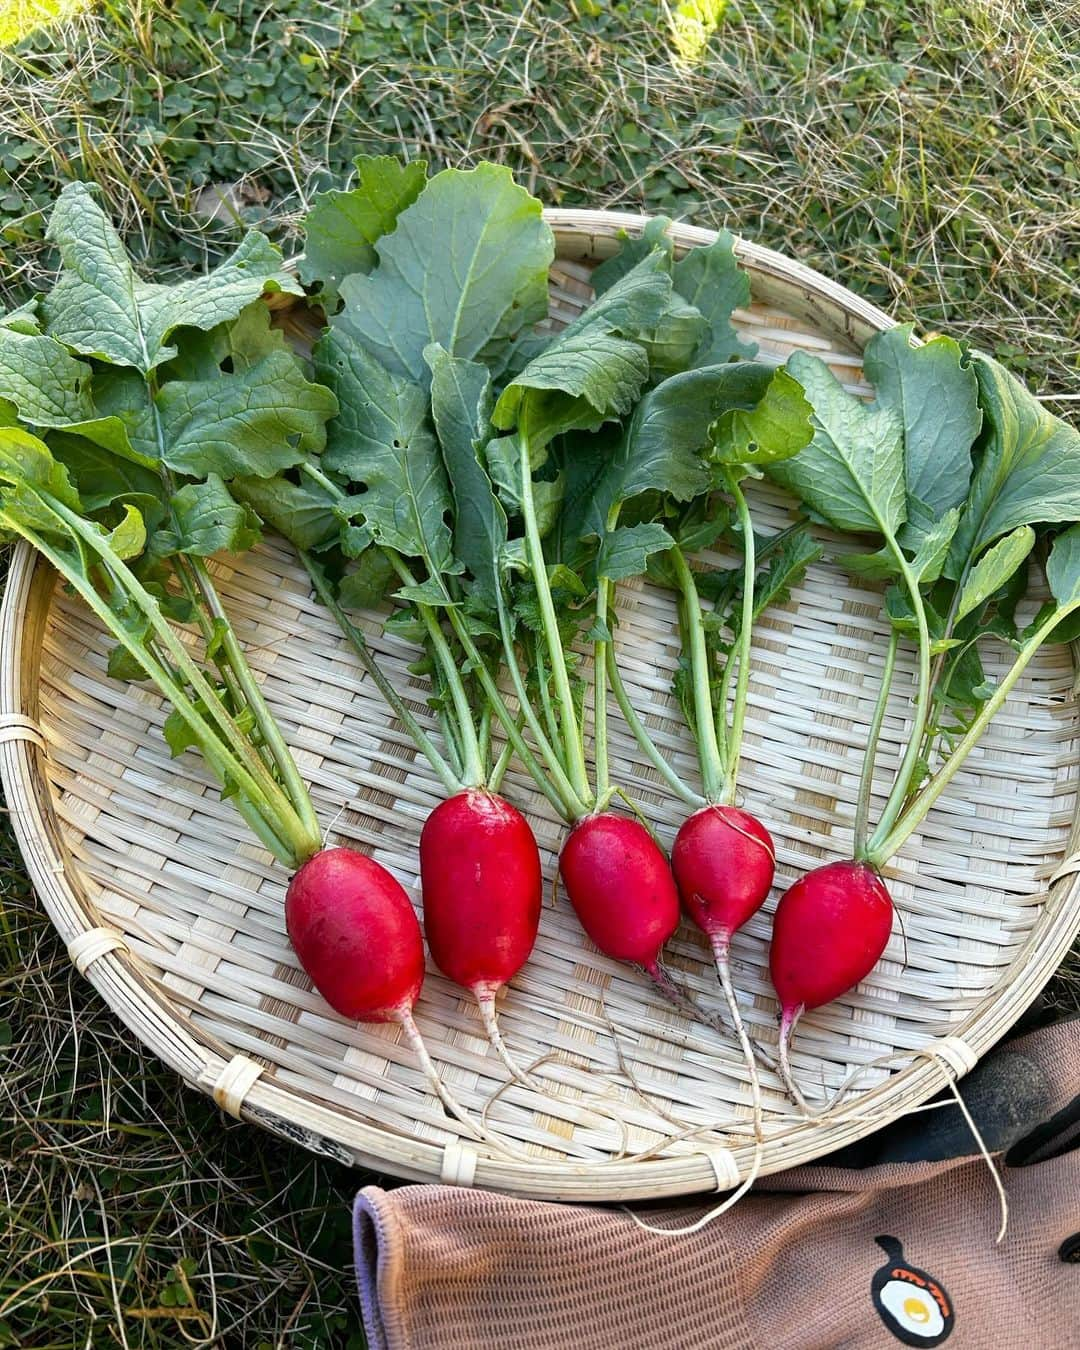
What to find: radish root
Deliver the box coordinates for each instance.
[640,958,728,1037]
[474,988,543,1090]
[396,1008,528,1161]
[777,1004,816,1116]
[711,932,763,1144]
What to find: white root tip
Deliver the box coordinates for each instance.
[713,944,764,1146]
[474,989,541,1090]
[395,1007,525,1162]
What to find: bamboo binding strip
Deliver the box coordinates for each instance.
[2,210,1078,1202]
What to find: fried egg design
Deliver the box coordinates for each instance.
[871,1236,955,1346]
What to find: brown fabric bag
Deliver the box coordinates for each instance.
[354,1019,1079,1350]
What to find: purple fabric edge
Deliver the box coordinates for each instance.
[353,1187,397,1350]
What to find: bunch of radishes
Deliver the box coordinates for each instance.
[14,162,1080,1150]
[273,162,918,1118]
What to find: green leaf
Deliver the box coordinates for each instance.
[910,507,961,585]
[750,526,822,622]
[155,350,338,479]
[1046,523,1080,609]
[482,435,523,515]
[395,576,458,606]
[768,349,906,536]
[0,301,39,334]
[299,155,428,301]
[671,229,756,365]
[89,368,160,462]
[231,472,341,552]
[491,332,650,447]
[315,329,454,573]
[105,503,146,561]
[48,428,164,529]
[710,366,813,466]
[643,297,710,377]
[0,326,95,427]
[152,475,261,558]
[559,365,729,550]
[532,475,564,537]
[425,344,505,605]
[0,426,81,511]
[862,325,980,522]
[107,642,149,682]
[597,521,675,581]
[590,217,674,294]
[954,525,1035,623]
[951,354,1080,566]
[837,546,898,581]
[164,693,254,759]
[335,164,553,381]
[558,251,673,346]
[43,183,300,373]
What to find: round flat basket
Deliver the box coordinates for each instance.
[3,209,1079,1202]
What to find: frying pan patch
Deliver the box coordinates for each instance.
[871,1236,955,1346]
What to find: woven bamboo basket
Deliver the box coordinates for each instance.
[3,209,1079,1203]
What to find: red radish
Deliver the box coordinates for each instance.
[671,803,776,1136]
[558,813,686,1002]
[287,845,520,1150]
[672,804,775,943]
[768,860,894,1108]
[287,847,425,1022]
[420,789,542,1083]
[301,561,549,1082]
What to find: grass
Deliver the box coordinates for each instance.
[0,0,1078,1344]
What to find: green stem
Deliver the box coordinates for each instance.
[446,602,586,821]
[477,702,492,777]
[55,504,311,830]
[301,551,460,797]
[534,643,562,755]
[190,556,321,844]
[864,538,933,855]
[10,514,308,866]
[436,702,466,783]
[670,544,725,803]
[593,575,612,801]
[488,715,523,796]
[174,557,248,718]
[487,555,586,813]
[912,556,974,795]
[722,478,756,805]
[605,642,704,808]
[853,630,898,859]
[519,432,591,806]
[387,554,485,788]
[869,604,1076,864]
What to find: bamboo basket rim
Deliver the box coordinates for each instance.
[3,207,1080,1202]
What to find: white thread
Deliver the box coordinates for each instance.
[700,1145,740,1192]
[933,1036,978,1080]
[440,1141,479,1187]
[211,1055,265,1119]
[67,927,127,975]
[0,714,45,751]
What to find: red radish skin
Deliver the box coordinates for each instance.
[559,814,679,965]
[558,813,708,1019]
[286,846,424,1022]
[420,789,542,1082]
[769,859,894,1109]
[672,804,775,944]
[672,803,776,1140]
[420,790,541,991]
